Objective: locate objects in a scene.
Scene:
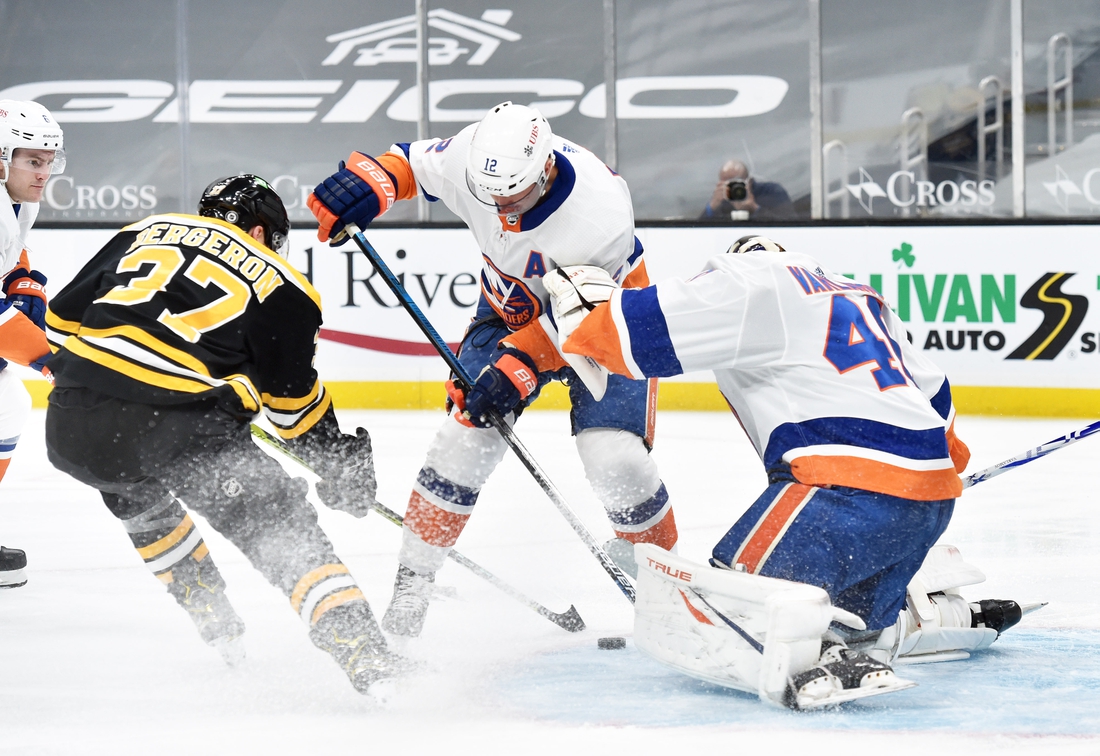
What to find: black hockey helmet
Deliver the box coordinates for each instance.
[198,174,290,257]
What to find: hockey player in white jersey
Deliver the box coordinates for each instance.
[0,101,65,588]
[308,102,678,637]
[544,236,1030,708]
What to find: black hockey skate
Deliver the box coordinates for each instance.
[310,602,418,698]
[165,557,246,666]
[381,565,435,638]
[785,641,915,710]
[0,546,27,588]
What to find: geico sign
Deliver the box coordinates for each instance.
[0,77,788,124]
[45,176,157,211]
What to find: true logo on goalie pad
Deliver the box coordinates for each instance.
[645,556,692,582]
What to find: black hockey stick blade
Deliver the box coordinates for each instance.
[551,605,587,633]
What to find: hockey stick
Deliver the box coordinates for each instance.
[249,423,586,632]
[961,418,1100,489]
[345,224,636,604]
[690,589,764,653]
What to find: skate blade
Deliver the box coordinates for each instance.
[366,677,399,706]
[0,569,27,588]
[1021,601,1048,616]
[797,678,917,710]
[211,635,246,667]
[431,584,458,600]
[895,650,970,665]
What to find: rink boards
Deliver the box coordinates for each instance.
[20,223,1100,417]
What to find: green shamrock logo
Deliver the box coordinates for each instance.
[892,242,915,268]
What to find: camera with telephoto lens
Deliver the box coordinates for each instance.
[725,178,749,202]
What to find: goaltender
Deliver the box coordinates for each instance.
[42,174,410,696]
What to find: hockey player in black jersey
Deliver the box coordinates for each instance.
[42,174,410,696]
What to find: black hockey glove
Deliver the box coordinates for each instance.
[313,427,378,518]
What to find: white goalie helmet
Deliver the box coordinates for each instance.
[465,101,554,216]
[0,100,65,178]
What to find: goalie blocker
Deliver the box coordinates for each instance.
[633,544,915,709]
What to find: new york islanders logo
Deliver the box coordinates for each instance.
[481,255,541,328]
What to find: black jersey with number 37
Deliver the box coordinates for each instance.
[45,213,330,440]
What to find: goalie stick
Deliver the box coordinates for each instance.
[249,423,586,633]
[962,418,1100,489]
[345,223,637,605]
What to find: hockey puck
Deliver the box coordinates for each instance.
[597,636,626,650]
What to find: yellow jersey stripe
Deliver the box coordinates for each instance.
[136,515,195,560]
[63,338,212,395]
[79,324,213,377]
[262,380,321,411]
[290,563,350,613]
[274,389,332,440]
[45,308,82,335]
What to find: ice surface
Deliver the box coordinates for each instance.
[2,409,1098,754]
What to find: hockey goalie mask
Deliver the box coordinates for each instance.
[465,101,555,217]
[726,235,786,255]
[0,100,65,182]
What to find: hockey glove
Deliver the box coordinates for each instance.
[2,268,47,330]
[461,347,539,428]
[308,152,398,244]
[314,427,378,517]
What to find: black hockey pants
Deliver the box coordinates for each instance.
[45,386,341,597]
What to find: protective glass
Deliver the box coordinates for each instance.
[10,149,66,175]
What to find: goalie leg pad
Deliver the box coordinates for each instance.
[633,544,868,707]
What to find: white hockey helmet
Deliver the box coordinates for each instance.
[465,101,554,215]
[0,100,65,178]
[726,235,785,254]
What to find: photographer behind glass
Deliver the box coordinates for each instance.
[699,159,795,222]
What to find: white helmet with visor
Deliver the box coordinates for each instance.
[465,101,554,216]
[0,100,65,180]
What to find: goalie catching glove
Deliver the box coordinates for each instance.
[448,347,539,428]
[543,265,618,401]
